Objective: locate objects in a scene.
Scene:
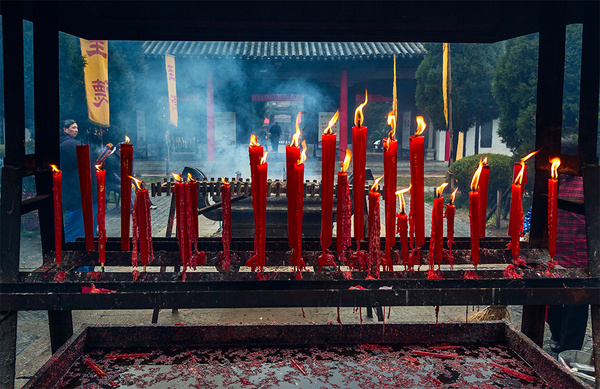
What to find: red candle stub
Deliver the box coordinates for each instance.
[368,176,383,276]
[548,157,561,260]
[321,110,338,251]
[352,91,368,243]
[409,116,426,247]
[336,150,352,261]
[95,165,106,266]
[395,187,411,269]
[446,188,457,251]
[51,165,63,266]
[293,142,307,274]
[131,176,153,269]
[76,144,95,251]
[120,139,133,250]
[469,161,484,268]
[383,111,397,265]
[431,183,447,266]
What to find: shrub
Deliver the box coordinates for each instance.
[450,153,514,209]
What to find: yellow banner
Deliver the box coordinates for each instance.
[80,39,109,126]
[165,55,178,126]
[456,131,464,161]
[442,43,449,129]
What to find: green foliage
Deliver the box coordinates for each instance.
[59,32,88,129]
[451,153,513,209]
[415,43,501,134]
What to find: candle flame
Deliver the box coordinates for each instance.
[50,164,60,173]
[436,182,448,198]
[450,188,458,204]
[483,157,488,165]
[172,172,182,182]
[260,151,269,165]
[341,149,352,173]
[550,157,561,179]
[387,111,396,139]
[515,162,526,186]
[354,90,368,127]
[124,136,130,143]
[521,149,540,163]
[415,116,426,136]
[222,177,229,186]
[470,159,484,191]
[370,175,384,192]
[290,112,303,147]
[297,140,307,165]
[250,134,261,147]
[95,164,103,171]
[187,172,194,182]
[396,186,411,213]
[323,110,339,135]
[130,176,144,191]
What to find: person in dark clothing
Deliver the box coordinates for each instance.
[269,121,282,153]
[60,119,98,242]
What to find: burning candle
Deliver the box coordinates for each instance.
[76,144,95,251]
[469,160,484,268]
[548,157,561,261]
[478,158,489,238]
[336,150,352,261]
[96,164,106,267]
[131,176,153,271]
[188,173,199,253]
[368,176,384,276]
[257,153,268,272]
[508,150,538,237]
[294,142,308,274]
[221,177,232,271]
[383,111,398,267]
[396,187,410,269]
[286,114,302,252]
[50,165,63,266]
[120,137,133,250]
[173,173,191,272]
[510,163,526,262]
[431,183,448,267]
[249,134,264,257]
[352,91,368,245]
[409,116,426,247]
[446,188,458,251]
[321,110,339,252]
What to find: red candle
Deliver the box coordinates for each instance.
[548,158,561,261]
[508,150,538,236]
[469,161,484,268]
[395,187,410,268]
[76,144,95,251]
[221,178,232,271]
[294,142,307,273]
[286,115,302,251]
[188,175,199,252]
[446,189,457,251]
[131,177,153,270]
[432,184,447,267]
[120,139,133,250]
[368,176,383,276]
[257,156,268,271]
[336,150,352,260]
[173,174,190,271]
[409,116,426,247]
[352,91,368,244]
[50,165,63,266]
[478,160,489,238]
[383,111,398,264]
[96,165,106,267]
[249,134,264,257]
[510,181,523,262]
[321,111,338,252]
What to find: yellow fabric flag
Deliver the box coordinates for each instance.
[165,55,178,127]
[442,43,449,129]
[80,39,109,126]
[456,131,464,161]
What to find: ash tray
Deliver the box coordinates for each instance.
[559,350,595,386]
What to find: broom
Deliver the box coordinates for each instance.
[468,305,511,321]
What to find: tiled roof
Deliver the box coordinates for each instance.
[142,41,426,61]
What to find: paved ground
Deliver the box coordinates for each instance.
[13,158,594,387]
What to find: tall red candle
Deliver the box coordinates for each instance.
[510,182,523,262]
[257,156,268,271]
[96,165,106,266]
[478,160,490,238]
[336,150,352,260]
[120,139,133,250]
[469,161,484,268]
[409,116,426,247]
[383,111,398,262]
[395,187,410,268]
[188,175,198,247]
[446,189,457,251]
[249,135,264,255]
[548,158,561,261]
[221,179,232,271]
[368,176,383,276]
[76,144,94,251]
[321,111,338,251]
[50,165,63,266]
[352,91,368,244]
[508,150,538,236]
[131,177,153,270]
[173,174,190,271]
[286,115,302,250]
[294,142,307,273]
[432,184,447,266]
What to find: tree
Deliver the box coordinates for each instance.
[415,42,501,159]
[493,25,583,156]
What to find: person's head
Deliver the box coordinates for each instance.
[61,119,78,138]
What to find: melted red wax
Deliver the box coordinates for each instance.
[397,212,409,269]
[291,359,308,375]
[429,345,459,350]
[337,307,342,329]
[105,353,152,359]
[412,350,462,359]
[301,307,305,318]
[463,270,481,279]
[349,285,366,290]
[427,268,442,279]
[82,284,115,293]
[489,361,536,382]
[409,247,423,271]
[348,249,368,272]
[132,269,140,281]
[503,265,522,279]
[53,270,66,282]
[435,306,440,326]
[342,270,352,280]
[84,359,106,376]
[443,248,455,269]
[317,249,337,268]
[89,271,101,280]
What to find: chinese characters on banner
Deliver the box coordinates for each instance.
[165,54,178,126]
[80,39,109,126]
